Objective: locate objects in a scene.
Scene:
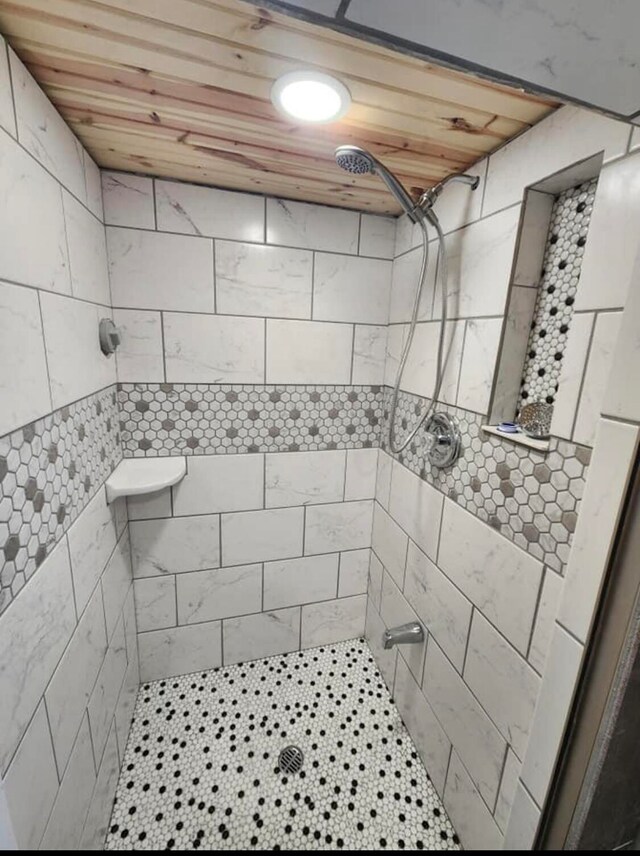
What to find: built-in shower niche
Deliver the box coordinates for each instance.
[489,154,603,442]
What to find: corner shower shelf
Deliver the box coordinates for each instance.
[105,457,187,504]
[481,425,550,453]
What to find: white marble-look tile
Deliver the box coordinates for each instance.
[375,449,392,510]
[102,172,155,228]
[371,502,408,589]
[0,783,16,850]
[87,616,127,766]
[368,550,384,610]
[603,249,640,424]
[484,106,630,215]
[521,625,584,806]
[41,714,96,850]
[385,322,408,390]
[107,227,214,311]
[559,418,639,643]
[0,131,70,293]
[388,460,444,562]
[438,499,543,654]
[392,655,451,798]
[494,747,521,833]
[216,240,312,318]
[223,608,300,666]
[423,640,506,807]
[164,312,264,383]
[265,450,345,507]
[67,488,118,615]
[0,38,15,137]
[359,214,396,259]
[63,190,110,304]
[127,489,172,521]
[131,514,220,577]
[79,722,119,849]
[264,554,338,610]
[266,319,353,384]
[351,324,386,384]
[138,621,222,682]
[490,285,538,424]
[404,540,472,673]
[45,584,107,775]
[573,311,622,446]
[345,448,378,500]
[10,50,86,201]
[313,253,391,324]
[123,586,138,664]
[380,571,426,683]
[550,311,594,439]
[114,651,139,761]
[0,538,75,776]
[173,454,263,516]
[305,500,373,554]
[397,320,464,403]
[113,308,165,383]
[389,242,436,323]
[394,213,421,258]
[83,152,103,220]
[2,701,59,849]
[266,197,359,253]
[134,576,177,632]
[528,569,563,674]
[434,159,487,237]
[101,531,132,641]
[457,317,503,415]
[513,190,553,287]
[443,751,504,851]
[301,594,366,647]
[576,153,640,311]
[40,293,115,409]
[503,782,541,850]
[222,507,304,566]
[464,612,540,760]
[435,205,520,320]
[365,599,397,693]
[0,280,52,436]
[338,548,370,597]
[156,180,264,241]
[177,564,262,624]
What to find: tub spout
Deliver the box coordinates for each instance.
[382,621,424,649]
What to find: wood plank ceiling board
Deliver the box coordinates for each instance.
[0,0,560,214]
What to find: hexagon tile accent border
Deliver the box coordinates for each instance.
[380,387,591,574]
[0,386,121,615]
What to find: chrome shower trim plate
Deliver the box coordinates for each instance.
[426,412,461,469]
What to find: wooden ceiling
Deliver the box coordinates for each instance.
[0,0,559,214]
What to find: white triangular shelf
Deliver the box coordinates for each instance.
[105,457,186,504]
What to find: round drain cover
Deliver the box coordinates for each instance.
[278,745,304,774]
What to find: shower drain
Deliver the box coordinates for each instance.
[278,745,304,774]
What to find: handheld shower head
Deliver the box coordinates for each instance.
[334,145,422,223]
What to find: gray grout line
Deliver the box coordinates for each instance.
[569,312,597,440]
[492,742,511,817]
[525,565,548,662]
[151,178,158,231]
[5,40,19,139]
[36,288,55,414]
[160,311,168,384]
[555,617,586,648]
[211,238,217,315]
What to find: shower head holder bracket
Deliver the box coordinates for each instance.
[426,412,460,469]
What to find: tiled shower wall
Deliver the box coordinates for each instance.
[103,171,395,681]
[0,40,139,851]
[368,104,640,850]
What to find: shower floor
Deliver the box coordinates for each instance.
[105,639,461,851]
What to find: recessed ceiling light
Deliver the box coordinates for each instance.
[271,71,351,124]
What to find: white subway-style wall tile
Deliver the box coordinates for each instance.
[305,500,373,554]
[494,747,521,833]
[338,549,370,597]
[173,454,263,516]
[266,197,359,254]
[528,569,563,674]
[603,249,640,424]
[164,312,264,383]
[0,38,16,137]
[102,172,155,229]
[389,243,436,323]
[114,654,139,761]
[549,312,595,439]
[83,152,103,220]
[457,317,503,415]
[371,502,408,589]
[358,214,396,259]
[222,507,304,566]
[0,280,52,437]
[301,594,366,647]
[107,228,214,312]
[512,190,553,287]
[266,319,353,384]
[503,782,541,850]
[113,308,165,383]
[63,190,110,304]
[216,240,312,318]
[79,722,119,849]
[388,460,443,562]
[134,576,177,632]
[313,253,391,324]
[573,311,622,446]
[127,490,172,521]
[368,551,384,611]
[443,751,504,851]
[345,448,378,500]
[67,488,118,615]
[375,449,393,510]
[351,324,387,384]
[101,531,132,641]
[265,450,345,508]
[264,554,339,610]
[364,599,397,692]
[177,564,262,624]
[131,514,220,577]
[86,617,127,767]
[138,621,222,682]
[223,608,301,665]
[156,180,264,241]
[380,571,426,683]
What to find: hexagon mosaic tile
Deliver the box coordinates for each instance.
[105,639,460,852]
[380,388,591,574]
[118,384,383,456]
[0,386,121,615]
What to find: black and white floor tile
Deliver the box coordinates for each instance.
[105,639,460,851]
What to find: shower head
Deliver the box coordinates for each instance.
[334,145,422,223]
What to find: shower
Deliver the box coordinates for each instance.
[335,145,479,461]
